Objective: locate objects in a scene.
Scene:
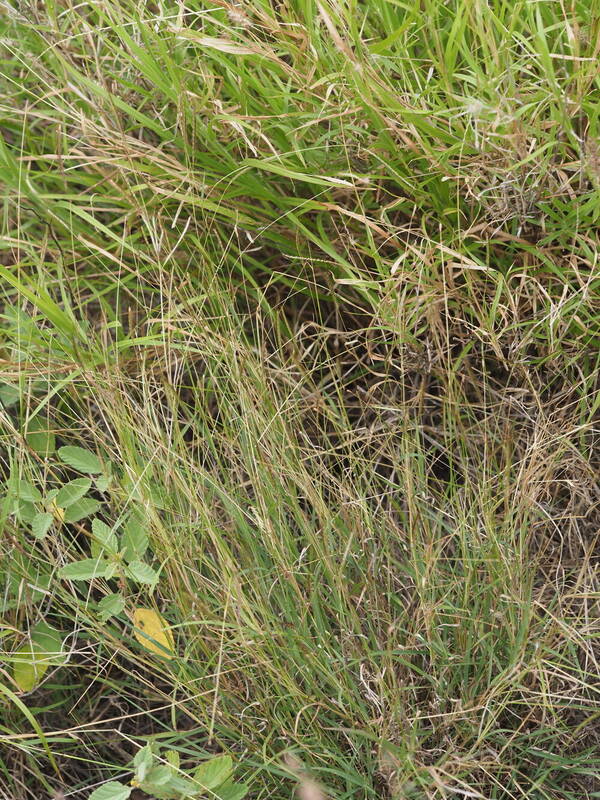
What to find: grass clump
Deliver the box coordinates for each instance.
[1,1,599,799]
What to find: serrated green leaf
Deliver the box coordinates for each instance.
[91,518,118,557]
[58,445,103,474]
[165,749,180,769]
[160,774,199,796]
[63,498,101,523]
[133,744,154,781]
[59,558,110,581]
[15,500,38,524]
[216,781,249,800]
[126,560,158,586]
[104,561,119,580]
[31,512,53,540]
[194,755,233,791]
[88,782,132,800]
[95,474,110,492]
[13,479,42,504]
[144,765,173,787]
[25,416,56,456]
[97,593,125,621]
[121,515,148,561]
[55,478,92,508]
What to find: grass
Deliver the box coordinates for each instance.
[0,0,599,798]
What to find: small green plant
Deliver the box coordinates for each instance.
[2,444,163,695]
[58,512,157,593]
[89,745,248,800]
[4,444,157,606]
[6,444,110,535]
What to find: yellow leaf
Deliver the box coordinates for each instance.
[13,643,49,692]
[50,499,65,522]
[132,608,174,659]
